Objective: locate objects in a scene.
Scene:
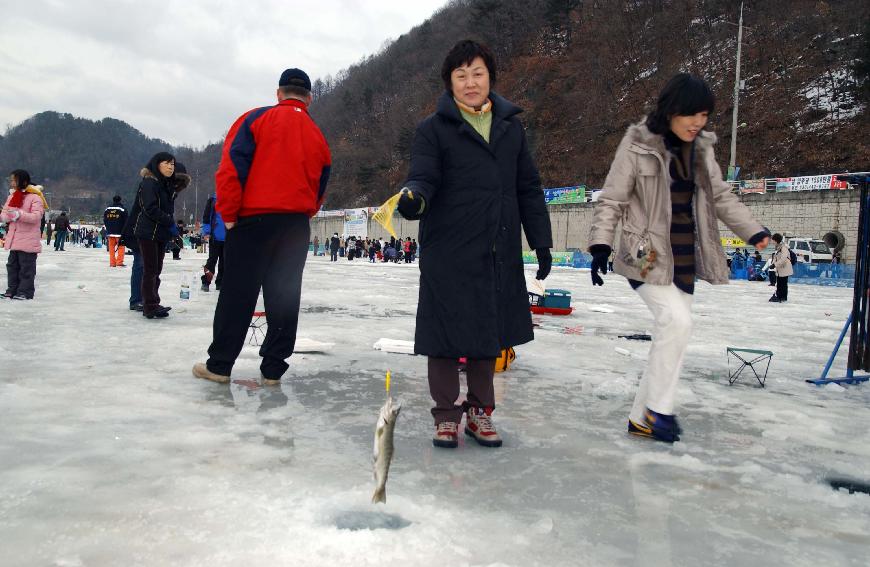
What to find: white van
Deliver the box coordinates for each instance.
[788,238,832,263]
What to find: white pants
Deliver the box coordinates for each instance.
[629,283,694,423]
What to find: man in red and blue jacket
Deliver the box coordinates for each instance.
[193,68,331,385]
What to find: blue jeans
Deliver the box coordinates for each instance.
[54,230,68,250]
[129,250,144,305]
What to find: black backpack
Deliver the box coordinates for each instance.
[789,249,798,265]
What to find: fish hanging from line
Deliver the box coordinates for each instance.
[372,372,401,504]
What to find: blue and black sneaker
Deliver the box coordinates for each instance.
[642,408,682,443]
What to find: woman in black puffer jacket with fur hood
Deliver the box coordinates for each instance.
[131,152,189,318]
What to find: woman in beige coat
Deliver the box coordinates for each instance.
[588,74,770,443]
[769,233,793,302]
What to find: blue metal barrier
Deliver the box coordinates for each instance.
[530,251,854,288]
[572,251,591,268]
[791,262,855,287]
[725,258,854,286]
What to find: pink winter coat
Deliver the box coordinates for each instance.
[2,187,46,253]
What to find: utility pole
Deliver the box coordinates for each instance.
[194,169,199,228]
[728,1,744,180]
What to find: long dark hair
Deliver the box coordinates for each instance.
[646,73,716,135]
[9,169,31,190]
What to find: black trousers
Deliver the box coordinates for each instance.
[207,214,310,378]
[6,251,37,298]
[330,249,338,261]
[203,239,225,287]
[428,357,496,425]
[138,239,166,315]
[776,275,789,301]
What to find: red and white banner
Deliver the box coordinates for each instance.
[776,175,847,192]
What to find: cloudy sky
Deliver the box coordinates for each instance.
[0,0,447,147]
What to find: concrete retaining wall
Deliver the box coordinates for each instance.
[311,189,860,262]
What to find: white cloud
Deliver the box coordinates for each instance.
[0,0,446,146]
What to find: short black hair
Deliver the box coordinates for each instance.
[9,169,31,189]
[441,39,497,91]
[772,233,783,243]
[280,85,311,99]
[646,73,716,135]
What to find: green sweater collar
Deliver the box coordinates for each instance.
[455,98,493,143]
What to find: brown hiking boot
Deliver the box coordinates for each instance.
[192,362,230,384]
[465,407,502,447]
[433,421,459,448]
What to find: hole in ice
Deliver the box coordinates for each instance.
[332,510,411,531]
[828,477,870,496]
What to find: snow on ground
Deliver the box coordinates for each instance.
[1,246,869,567]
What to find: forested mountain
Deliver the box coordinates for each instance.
[311,0,869,208]
[0,111,222,219]
[1,0,867,216]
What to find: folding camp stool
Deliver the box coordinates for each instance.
[726,347,773,387]
[248,311,267,346]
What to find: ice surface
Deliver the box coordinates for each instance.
[1,247,870,566]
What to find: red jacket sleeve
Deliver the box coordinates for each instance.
[215,112,252,223]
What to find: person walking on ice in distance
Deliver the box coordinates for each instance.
[192,67,331,385]
[53,211,70,251]
[587,73,770,443]
[103,195,128,267]
[329,232,340,261]
[1,169,47,299]
[396,40,553,449]
[769,233,792,303]
[200,191,227,291]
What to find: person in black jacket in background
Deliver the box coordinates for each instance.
[329,232,340,262]
[103,195,128,267]
[170,219,185,260]
[396,40,553,450]
[130,152,180,319]
[53,212,70,251]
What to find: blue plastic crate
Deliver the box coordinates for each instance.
[543,289,572,308]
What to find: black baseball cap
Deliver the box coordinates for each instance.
[279,68,312,91]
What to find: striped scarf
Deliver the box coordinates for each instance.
[665,132,697,295]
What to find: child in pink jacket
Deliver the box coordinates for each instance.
[2,170,47,300]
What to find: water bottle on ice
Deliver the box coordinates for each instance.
[180,271,192,300]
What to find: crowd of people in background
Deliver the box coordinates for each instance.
[330,235,418,263]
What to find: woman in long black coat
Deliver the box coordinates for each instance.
[131,152,179,319]
[398,40,553,449]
